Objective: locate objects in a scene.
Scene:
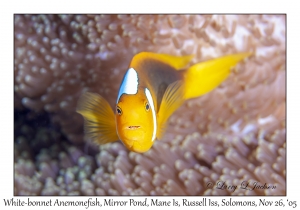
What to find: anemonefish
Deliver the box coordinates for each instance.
[76,52,251,153]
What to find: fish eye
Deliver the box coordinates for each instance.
[145,102,150,111]
[116,106,122,115]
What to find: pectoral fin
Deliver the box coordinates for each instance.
[157,81,185,139]
[76,92,119,144]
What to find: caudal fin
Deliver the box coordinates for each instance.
[183,52,252,100]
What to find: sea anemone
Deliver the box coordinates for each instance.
[14,14,286,195]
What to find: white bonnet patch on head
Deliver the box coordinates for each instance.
[116,68,138,103]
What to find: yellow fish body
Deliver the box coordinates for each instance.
[77,52,251,153]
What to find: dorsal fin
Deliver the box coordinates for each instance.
[156,81,185,140]
[183,52,252,99]
[130,52,194,70]
[76,92,119,144]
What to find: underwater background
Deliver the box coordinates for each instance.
[14,14,286,195]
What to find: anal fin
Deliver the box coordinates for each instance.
[76,92,119,144]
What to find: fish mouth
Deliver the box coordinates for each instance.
[127,125,141,130]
